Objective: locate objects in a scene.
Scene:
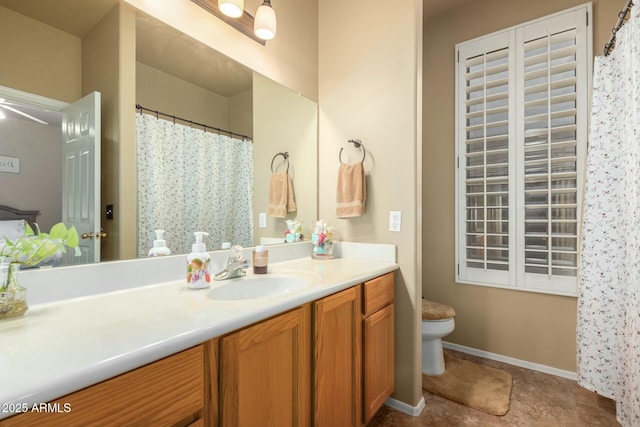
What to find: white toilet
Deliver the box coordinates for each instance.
[421,299,456,376]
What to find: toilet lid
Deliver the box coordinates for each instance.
[422,299,456,320]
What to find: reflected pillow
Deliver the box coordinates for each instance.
[0,219,26,241]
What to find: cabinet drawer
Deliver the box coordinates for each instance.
[2,345,205,427]
[363,272,394,317]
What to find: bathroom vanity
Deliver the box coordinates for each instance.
[0,242,397,426]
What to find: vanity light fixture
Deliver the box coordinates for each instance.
[218,0,244,18]
[254,0,276,40]
[192,0,268,45]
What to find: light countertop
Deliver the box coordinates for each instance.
[0,256,397,419]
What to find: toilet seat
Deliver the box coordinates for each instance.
[422,299,456,321]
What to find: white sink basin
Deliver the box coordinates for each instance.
[208,274,312,301]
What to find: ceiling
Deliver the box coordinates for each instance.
[0,98,62,126]
[0,0,119,38]
[135,8,252,98]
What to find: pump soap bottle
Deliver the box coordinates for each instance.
[187,232,211,289]
[148,230,171,256]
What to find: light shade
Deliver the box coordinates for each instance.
[0,108,5,120]
[254,0,276,40]
[219,0,244,18]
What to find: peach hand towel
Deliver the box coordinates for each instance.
[286,173,297,213]
[269,172,296,218]
[336,163,366,218]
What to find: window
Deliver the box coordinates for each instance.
[455,4,592,296]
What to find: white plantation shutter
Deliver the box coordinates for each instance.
[456,4,590,295]
[459,33,514,287]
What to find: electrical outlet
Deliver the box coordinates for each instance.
[259,212,267,228]
[389,211,402,232]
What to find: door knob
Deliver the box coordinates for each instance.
[81,232,94,240]
[96,230,108,239]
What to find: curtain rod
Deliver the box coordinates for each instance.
[604,0,634,56]
[135,104,252,141]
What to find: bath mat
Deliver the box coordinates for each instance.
[422,352,513,416]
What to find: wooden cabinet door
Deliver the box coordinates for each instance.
[207,337,219,427]
[219,306,311,427]
[313,286,362,427]
[363,303,394,424]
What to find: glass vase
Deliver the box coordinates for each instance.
[0,263,28,320]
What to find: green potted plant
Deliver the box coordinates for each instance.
[0,222,79,320]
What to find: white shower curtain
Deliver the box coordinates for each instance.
[136,113,254,256]
[577,5,640,427]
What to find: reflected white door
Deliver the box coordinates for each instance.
[62,92,101,264]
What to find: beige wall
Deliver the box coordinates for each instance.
[252,73,318,245]
[0,118,62,231]
[228,89,253,138]
[82,2,134,261]
[319,0,423,408]
[423,0,620,372]
[136,62,236,132]
[0,6,81,102]
[117,3,138,261]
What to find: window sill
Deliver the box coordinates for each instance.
[455,278,578,298]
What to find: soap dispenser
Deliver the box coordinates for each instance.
[148,230,171,257]
[187,232,211,289]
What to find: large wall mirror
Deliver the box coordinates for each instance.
[0,0,317,266]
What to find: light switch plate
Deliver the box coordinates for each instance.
[259,212,267,228]
[389,211,402,232]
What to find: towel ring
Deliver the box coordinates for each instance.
[339,139,366,164]
[271,152,290,173]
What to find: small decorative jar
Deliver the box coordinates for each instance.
[312,237,334,260]
[311,220,334,260]
[0,263,28,321]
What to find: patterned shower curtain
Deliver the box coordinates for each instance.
[577,6,640,427]
[136,113,254,256]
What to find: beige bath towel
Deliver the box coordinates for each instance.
[268,171,296,218]
[336,163,366,218]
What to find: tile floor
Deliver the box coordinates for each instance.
[368,349,619,426]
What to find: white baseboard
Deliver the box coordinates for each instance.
[384,396,425,417]
[443,341,577,381]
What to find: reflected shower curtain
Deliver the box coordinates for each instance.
[136,113,253,256]
[577,5,640,427]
